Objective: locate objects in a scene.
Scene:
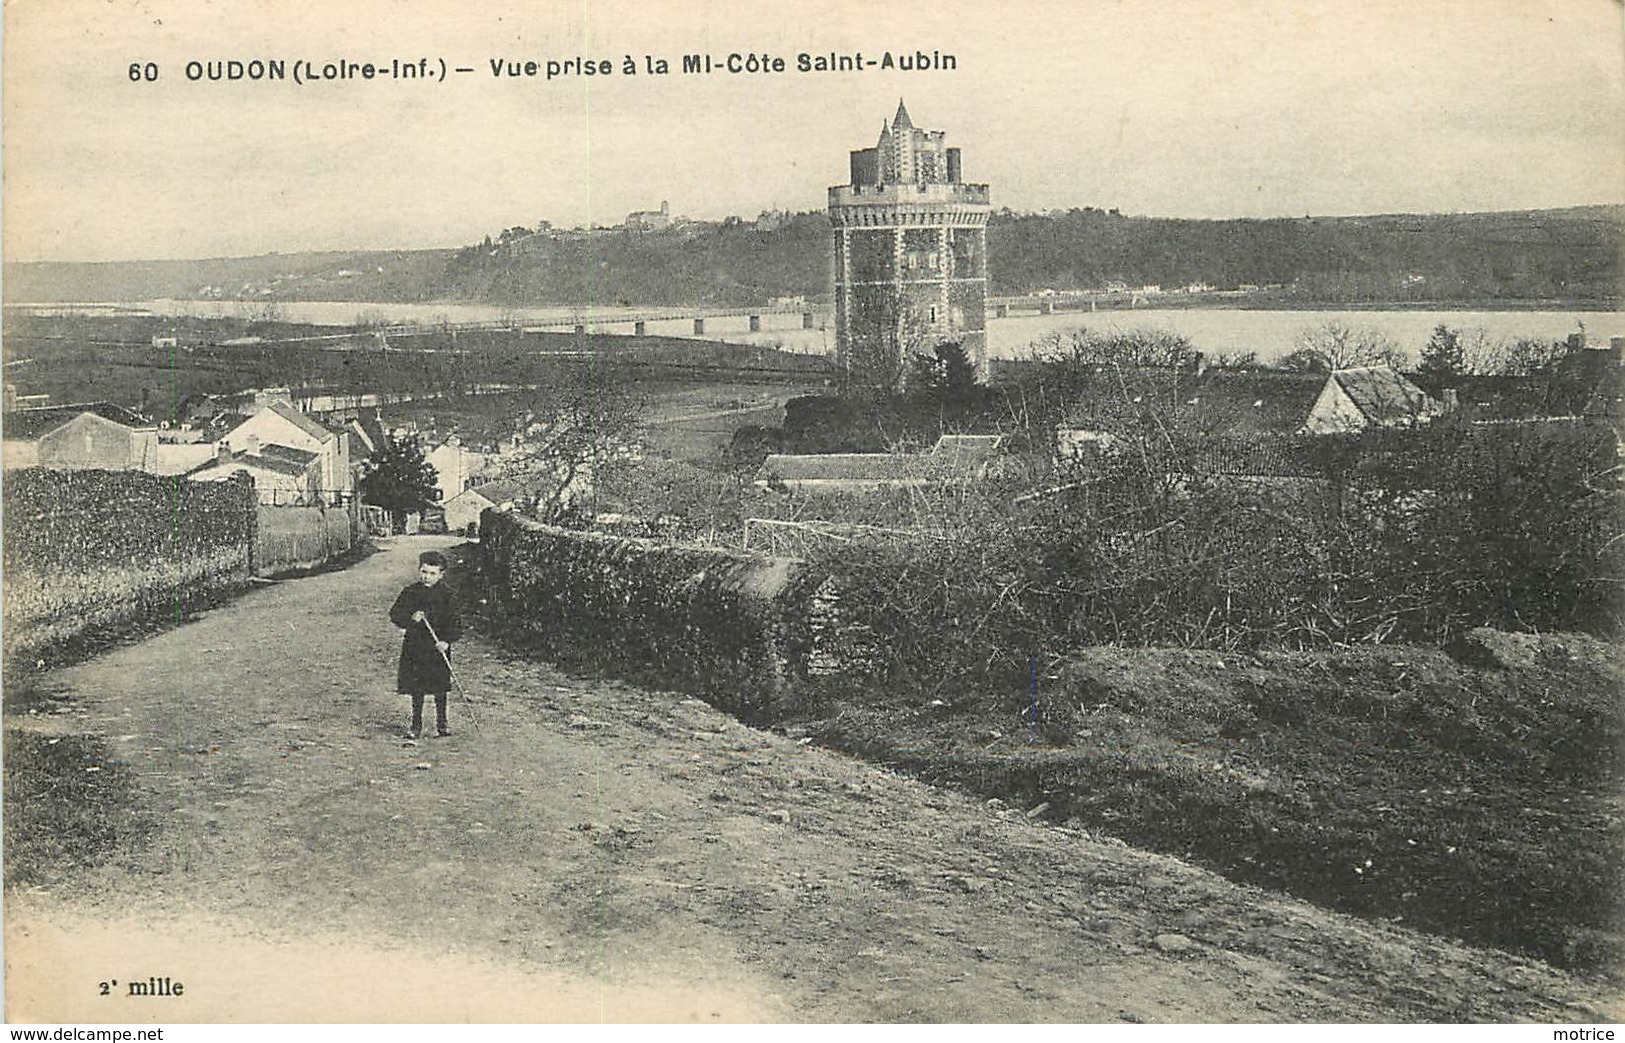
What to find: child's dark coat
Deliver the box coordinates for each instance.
[389,580,462,694]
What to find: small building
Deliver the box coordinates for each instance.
[2,402,157,471]
[1301,367,1442,436]
[185,442,322,504]
[444,479,527,533]
[625,200,672,232]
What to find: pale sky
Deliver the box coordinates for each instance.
[4,0,1623,262]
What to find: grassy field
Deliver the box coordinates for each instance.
[792,636,1625,979]
[0,312,831,423]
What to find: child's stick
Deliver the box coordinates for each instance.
[421,617,481,731]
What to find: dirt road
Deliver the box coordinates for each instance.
[5,537,1615,1022]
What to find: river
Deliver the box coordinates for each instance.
[23,298,1625,365]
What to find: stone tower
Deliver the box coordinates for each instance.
[828,101,991,392]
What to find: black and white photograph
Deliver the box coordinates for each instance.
[3,0,1623,1028]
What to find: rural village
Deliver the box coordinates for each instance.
[4,94,1624,1025]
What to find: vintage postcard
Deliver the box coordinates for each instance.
[4,0,1623,1028]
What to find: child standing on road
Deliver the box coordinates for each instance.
[389,550,462,738]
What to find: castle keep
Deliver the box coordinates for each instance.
[829,101,991,390]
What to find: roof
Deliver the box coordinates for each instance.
[1178,371,1328,434]
[1179,436,1332,479]
[1443,375,1571,422]
[210,411,251,432]
[1582,367,1625,421]
[346,413,387,458]
[1331,367,1437,425]
[258,443,320,467]
[892,99,913,130]
[264,400,337,443]
[758,451,987,486]
[186,452,311,479]
[3,402,153,441]
[471,479,527,503]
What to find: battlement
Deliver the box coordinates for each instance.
[828,183,991,208]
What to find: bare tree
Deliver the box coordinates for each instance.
[1280,322,1407,372]
[1458,326,1508,375]
[1033,326,1201,370]
[491,369,645,510]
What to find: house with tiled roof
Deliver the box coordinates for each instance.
[220,399,351,498]
[1301,367,1442,435]
[184,441,323,504]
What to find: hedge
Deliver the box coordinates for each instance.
[3,469,257,667]
[477,510,825,718]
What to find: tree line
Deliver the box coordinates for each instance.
[10,205,1617,306]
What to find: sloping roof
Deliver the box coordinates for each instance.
[258,443,320,467]
[1177,371,1327,434]
[1331,367,1437,425]
[347,413,387,458]
[264,400,336,443]
[1445,375,1570,422]
[469,479,527,504]
[1581,366,1625,421]
[186,452,310,479]
[892,99,913,130]
[3,402,153,441]
[1180,436,1331,479]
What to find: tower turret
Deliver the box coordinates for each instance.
[829,103,991,392]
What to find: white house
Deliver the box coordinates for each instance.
[427,436,479,504]
[443,479,526,533]
[221,400,351,497]
[185,442,322,504]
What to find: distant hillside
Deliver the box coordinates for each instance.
[6,205,1621,307]
[988,205,1625,303]
[2,249,460,308]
